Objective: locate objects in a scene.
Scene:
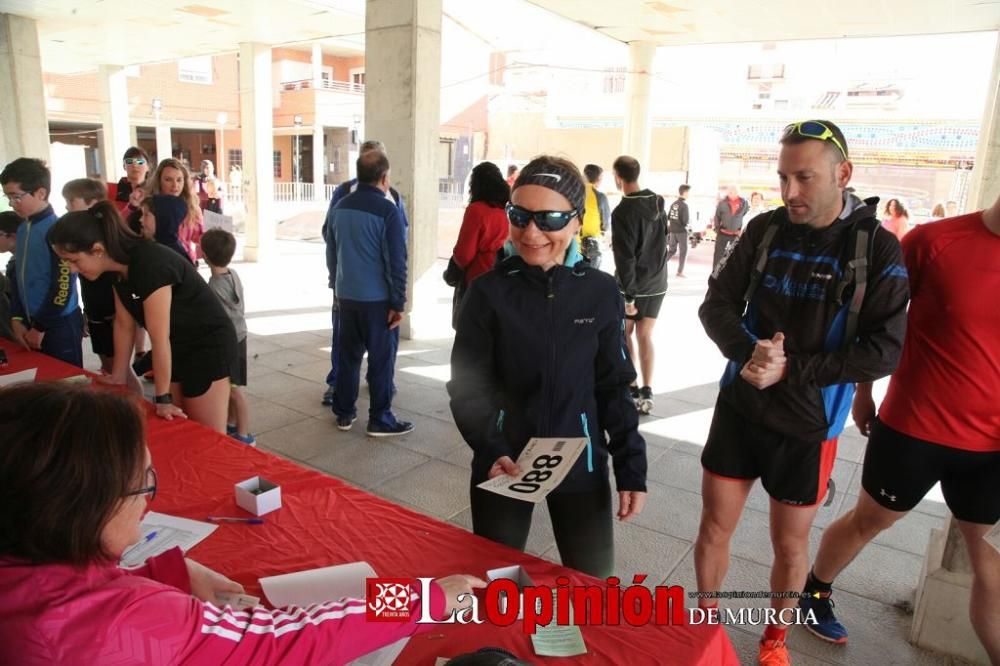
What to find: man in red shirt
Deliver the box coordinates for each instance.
[799,195,1000,664]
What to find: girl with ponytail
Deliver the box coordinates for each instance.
[49,201,237,433]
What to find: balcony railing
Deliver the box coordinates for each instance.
[227,182,337,204]
[279,78,364,94]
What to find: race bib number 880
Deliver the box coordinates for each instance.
[477,438,588,504]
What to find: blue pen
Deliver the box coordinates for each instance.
[121,531,158,560]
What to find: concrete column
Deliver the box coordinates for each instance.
[154,124,172,164]
[311,43,323,88]
[0,14,50,167]
[968,36,1000,210]
[98,65,131,181]
[313,124,325,200]
[239,42,275,263]
[622,41,656,170]
[365,0,442,338]
[911,516,989,664]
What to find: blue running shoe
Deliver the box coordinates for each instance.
[366,420,414,438]
[799,593,848,644]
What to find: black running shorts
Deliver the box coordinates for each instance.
[862,418,1000,525]
[625,293,665,321]
[702,397,838,506]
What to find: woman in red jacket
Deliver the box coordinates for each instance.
[452,162,510,287]
[0,383,483,666]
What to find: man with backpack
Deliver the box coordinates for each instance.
[610,155,669,416]
[694,120,910,666]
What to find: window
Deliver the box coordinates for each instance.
[350,68,365,91]
[228,149,243,169]
[747,63,785,80]
[178,56,213,85]
[603,66,626,95]
[125,65,141,77]
[438,140,454,178]
[273,151,282,178]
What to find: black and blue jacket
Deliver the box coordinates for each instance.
[699,195,910,441]
[448,240,647,494]
[8,206,79,330]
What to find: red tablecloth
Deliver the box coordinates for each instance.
[1,342,738,665]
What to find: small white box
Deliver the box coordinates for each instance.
[487,565,535,619]
[235,476,281,516]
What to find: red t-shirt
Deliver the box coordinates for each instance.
[879,212,1000,452]
[452,200,509,286]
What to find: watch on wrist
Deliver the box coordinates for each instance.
[154,393,173,405]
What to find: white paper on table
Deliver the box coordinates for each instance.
[119,512,218,568]
[530,589,587,657]
[345,637,409,666]
[0,368,37,386]
[985,520,1000,554]
[259,561,376,608]
[477,437,588,504]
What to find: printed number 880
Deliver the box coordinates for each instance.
[508,455,563,493]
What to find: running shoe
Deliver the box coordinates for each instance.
[366,420,414,438]
[322,385,335,406]
[758,639,789,666]
[638,386,654,415]
[799,592,848,644]
[230,433,257,447]
[336,415,356,431]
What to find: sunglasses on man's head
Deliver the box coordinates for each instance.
[124,158,147,166]
[782,121,848,160]
[506,203,579,232]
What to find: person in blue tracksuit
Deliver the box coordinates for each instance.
[1,158,82,366]
[326,150,412,437]
[320,140,409,407]
[448,156,648,579]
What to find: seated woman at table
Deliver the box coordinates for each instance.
[48,201,235,432]
[0,382,484,666]
[448,155,648,579]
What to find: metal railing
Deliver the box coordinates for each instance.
[227,182,337,204]
[279,78,364,94]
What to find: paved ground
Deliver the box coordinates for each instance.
[86,231,972,665]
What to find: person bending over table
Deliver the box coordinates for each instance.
[448,155,648,579]
[0,383,484,666]
[48,201,235,432]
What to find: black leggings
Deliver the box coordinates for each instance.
[470,482,615,579]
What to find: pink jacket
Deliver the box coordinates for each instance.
[178,209,205,264]
[0,547,443,665]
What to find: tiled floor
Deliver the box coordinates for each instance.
[91,237,972,665]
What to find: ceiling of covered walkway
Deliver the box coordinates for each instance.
[2,0,996,75]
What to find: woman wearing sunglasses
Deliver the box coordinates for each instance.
[107,146,152,215]
[0,383,483,666]
[448,156,648,579]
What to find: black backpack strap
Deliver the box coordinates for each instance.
[836,216,879,350]
[742,208,785,304]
